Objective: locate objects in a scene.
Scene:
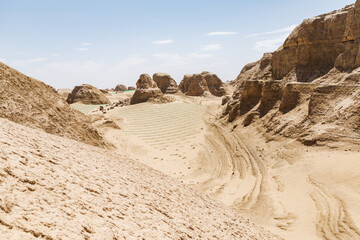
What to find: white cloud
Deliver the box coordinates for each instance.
[246,24,297,38]
[253,35,288,52]
[207,32,237,36]
[25,58,48,63]
[153,39,174,45]
[116,56,148,68]
[81,42,92,46]
[201,44,222,51]
[52,53,59,57]
[189,53,213,59]
[77,48,89,51]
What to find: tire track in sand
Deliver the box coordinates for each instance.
[309,178,360,240]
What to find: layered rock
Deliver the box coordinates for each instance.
[130,74,163,104]
[179,72,226,96]
[0,62,105,147]
[153,73,178,94]
[179,74,209,96]
[67,84,110,105]
[201,71,227,97]
[115,84,127,91]
[223,1,360,143]
[279,83,316,113]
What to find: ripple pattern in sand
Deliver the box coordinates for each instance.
[117,103,204,147]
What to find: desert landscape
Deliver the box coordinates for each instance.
[1,1,360,239]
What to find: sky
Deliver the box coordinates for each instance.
[0,0,355,89]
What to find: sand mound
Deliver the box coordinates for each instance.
[0,118,280,240]
[0,62,105,147]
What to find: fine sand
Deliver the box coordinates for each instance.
[0,117,279,239]
[98,94,360,240]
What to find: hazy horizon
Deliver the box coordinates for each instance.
[0,0,355,89]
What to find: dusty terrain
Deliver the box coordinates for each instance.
[98,95,360,240]
[0,118,279,240]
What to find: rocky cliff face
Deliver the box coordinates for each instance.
[0,62,106,147]
[223,1,360,144]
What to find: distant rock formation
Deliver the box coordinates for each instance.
[67,84,110,105]
[57,88,72,100]
[130,74,163,104]
[115,84,127,91]
[128,86,136,90]
[0,62,106,147]
[153,73,178,94]
[179,71,226,96]
[201,71,227,97]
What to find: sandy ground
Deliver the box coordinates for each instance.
[99,94,360,240]
[0,118,280,240]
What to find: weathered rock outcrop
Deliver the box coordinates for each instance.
[128,86,136,90]
[234,53,273,85]
[179,72,226,97]
[67,84,110,105]
[115,84,127,91]
[179,74,209,96]
[0,62,106,147]
[279,83,316,113]
[272,3,360,82]
[130,74,163,104]
[223,2,360,144]
[201,71,227,97]
[153,73,178,94]
[57,88,72,100]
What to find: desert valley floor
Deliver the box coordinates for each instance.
[91,93,360,240]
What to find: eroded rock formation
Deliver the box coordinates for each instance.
[67,84,110,105]
[179,72,226,97]
[153,73,178,94]
[130,74,163,104]
[115,84,127,91]
[223,2,360,144]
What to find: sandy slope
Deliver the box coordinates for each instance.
[101,96,360,240]
[0,117,279,240]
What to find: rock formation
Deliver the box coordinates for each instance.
[115,84,127,91]
[130,74,163,104]
[201,71,227,97]
[0,62,105,147]
[67,84,110,105]
[153,73,178,94]
[57,88,72,100]
[179,72,226,96]
[223,2,360,144]
[128,86,136,90]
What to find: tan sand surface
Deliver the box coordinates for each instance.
[0,117,280,240]
[101,95,360,240]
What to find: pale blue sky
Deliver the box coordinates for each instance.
[0,0,355,89]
